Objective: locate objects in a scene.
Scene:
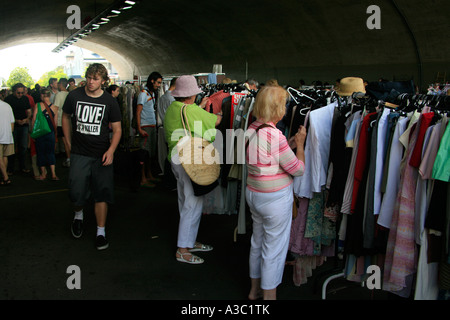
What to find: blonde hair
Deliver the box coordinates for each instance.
[252,85,288,123]
[265,79,279,87]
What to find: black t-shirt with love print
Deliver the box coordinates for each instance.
[63,87,121,158]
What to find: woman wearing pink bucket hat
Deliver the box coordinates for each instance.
[164,75,223,264]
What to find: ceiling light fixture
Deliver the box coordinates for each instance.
[52,0,139,53]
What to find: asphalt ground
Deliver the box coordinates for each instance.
[0,151,395,308]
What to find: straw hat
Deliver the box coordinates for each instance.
[336,77,366,96]
[171,75,203,97]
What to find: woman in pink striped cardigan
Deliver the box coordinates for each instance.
[246,84,306,300]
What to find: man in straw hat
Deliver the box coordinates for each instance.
[164,75,222,264]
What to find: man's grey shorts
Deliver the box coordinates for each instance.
[139,125,156,157]
[68,153,115,206]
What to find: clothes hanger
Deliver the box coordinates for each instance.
[287,87,300,104]
[299,101,313,115]
[287,87,317,103]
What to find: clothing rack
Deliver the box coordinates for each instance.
[284,89,384,298]
[208,85,449,298]
[317,92,388,299]
[395,93,450,112]
[317,91,450,299]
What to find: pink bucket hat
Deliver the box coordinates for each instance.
[171,75,203,97]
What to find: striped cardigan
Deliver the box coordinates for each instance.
[246,120,305,193]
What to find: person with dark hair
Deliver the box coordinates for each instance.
[158,77,176,124]
[298,79,305,89]
[157,77,177,189]
[24,87,35,111]
[4,83,31,175]
[0,89,10,101]
[48,78,58,104]
[67,78,77,92]
[24,86,38,178]
[31,84,42,103]
[54,78,70,167]
[106,84,120,99]
[62,63,122,250]
[32,88,59,181]
[313,80,323,89]
[136,71,163,188]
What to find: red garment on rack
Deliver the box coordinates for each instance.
[409,112,434,168]
[205,90,230,114]
[351,112,378,214]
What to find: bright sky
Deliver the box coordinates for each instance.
[0,43,73,82]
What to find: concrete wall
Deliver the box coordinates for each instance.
[0,0,448,91]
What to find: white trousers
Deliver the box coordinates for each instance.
[246,184,293,290]
[171,153,203,248]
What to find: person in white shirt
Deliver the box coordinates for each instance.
[0,100,15,185]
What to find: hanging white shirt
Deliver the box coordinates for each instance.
[377,116,409,228]
[373,107,391,215]
[293,101,336,198]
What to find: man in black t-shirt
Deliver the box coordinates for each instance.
[62,64,122,250]
[4,83,31,174]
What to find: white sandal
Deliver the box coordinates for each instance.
[176,250,204,264]
[189,242,213,252]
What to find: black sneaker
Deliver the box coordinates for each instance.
[71,219,83,238]
[96,235,109,250]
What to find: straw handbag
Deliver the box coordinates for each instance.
[177,104,220,186]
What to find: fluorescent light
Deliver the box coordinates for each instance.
[52,0,140,53]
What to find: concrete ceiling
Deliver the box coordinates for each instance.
[0,0,448,89]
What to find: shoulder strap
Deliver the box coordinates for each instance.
[245,123,275,151]
[180,104,191,137]
[41,102,57,131]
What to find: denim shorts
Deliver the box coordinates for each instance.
[68,153,115,206]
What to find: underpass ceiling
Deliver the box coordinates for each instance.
[0,0,448,87]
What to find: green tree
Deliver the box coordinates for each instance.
[6,67,34,88]
[37,66,68,88]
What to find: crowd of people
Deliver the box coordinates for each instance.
[2,65,449,301]
[0,77,81,184]
[10,66,415,301]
